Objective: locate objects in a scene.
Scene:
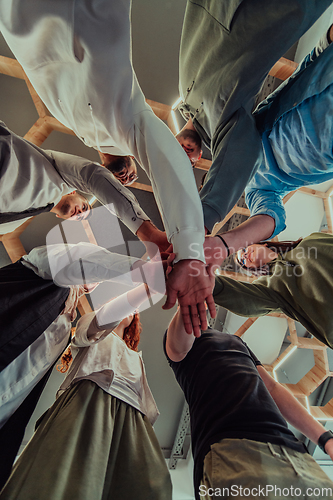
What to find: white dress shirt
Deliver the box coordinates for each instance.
[0,0,205,262]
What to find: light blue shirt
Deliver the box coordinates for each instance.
[246,31,333,237]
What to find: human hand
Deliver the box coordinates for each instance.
[203,235,229,269]
[162,259,216,337]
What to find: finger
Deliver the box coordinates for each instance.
[166,265,173,278]
[162,286,177,310]
[190,305,202,337]
[179,304,194,335]
[167,253,176,266]
[197,302,208,331]
[206,293,216,318]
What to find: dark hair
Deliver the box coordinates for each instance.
[57,314,142,373]
[235,238,303,275]
[123,313,142,351]
[104,155,131,174]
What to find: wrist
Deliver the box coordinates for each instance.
[318,430,333,454]
[136,220,156,240]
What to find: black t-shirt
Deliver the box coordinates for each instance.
[163,329,305,496]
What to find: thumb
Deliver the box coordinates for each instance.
[162,287,177,310]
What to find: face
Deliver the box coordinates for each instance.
[113,158,138,186]
[236,244,277,270]
[54,192,91,221]
[176,131,202,166]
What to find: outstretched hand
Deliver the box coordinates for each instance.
[162,259,216,337]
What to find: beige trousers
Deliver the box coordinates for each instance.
[200,438,333,500]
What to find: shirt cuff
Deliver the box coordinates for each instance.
[126,212,150,234]
[170,228,205,264]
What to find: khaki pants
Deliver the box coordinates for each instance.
[200,438,333,499]
[0,380,172,500]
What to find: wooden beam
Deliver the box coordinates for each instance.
[283,190,296,204]
[195,158,212,171]
[24,76,50,119]
[234,317,258,337]
[298,186,327,198]
[82,220,98,245]
[131,181,153,193]
[24,117,54,147]
[211,207,236,235]
[287,318,298,345]
[77,295,92,315]
[0,55,25,79]
[146,99,171,121]
[270,343,297,370]
[325,184,333,197]
[44,116,76,136]
[269,57,298,81]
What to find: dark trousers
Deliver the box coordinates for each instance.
[0,367,53,490]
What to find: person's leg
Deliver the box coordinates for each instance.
[0,368,53,490]
[180,0,333,231]
[103,402,172,500]
[0,381,172,500]
[200,438,333,499]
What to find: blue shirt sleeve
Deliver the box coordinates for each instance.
[245,185,286,239]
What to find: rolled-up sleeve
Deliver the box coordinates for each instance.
[245,185,286,239]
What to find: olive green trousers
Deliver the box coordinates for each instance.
[200,438,333,499]
[0,380,172,500]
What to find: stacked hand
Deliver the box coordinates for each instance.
[163,256,216,337]
[137,224,216,336]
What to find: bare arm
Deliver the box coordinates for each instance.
[257,365,333,460]
[165,307,196,362]
[204,214,275,267]
[136,221,170,255]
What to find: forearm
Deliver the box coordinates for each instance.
[94,283,152,333]
[220,215,275,254]
[166,308,195,362]
[213,276,278,318]
[204,214,275,267]
[258,366,330,452]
